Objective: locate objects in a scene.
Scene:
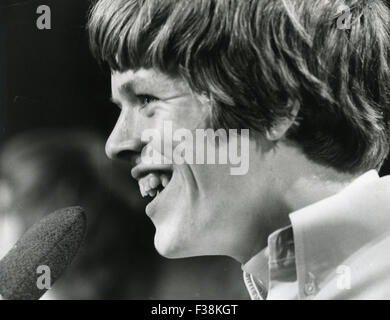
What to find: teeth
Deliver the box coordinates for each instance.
[161,174,169,188]
[138,172,171,198]
[138,180,147,197]
[149,175,160,190]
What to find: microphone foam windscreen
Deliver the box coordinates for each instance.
[0,206,86,300]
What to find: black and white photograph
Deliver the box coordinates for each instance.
[0,0,390,307]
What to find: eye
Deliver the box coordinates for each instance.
[137,94,159,108]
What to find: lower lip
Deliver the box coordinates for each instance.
[145,171,175,216]
[145,186,168,217]
[145,195,159,216]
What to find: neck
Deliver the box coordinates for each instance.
[237,142,360,264]
[275,147,357,214]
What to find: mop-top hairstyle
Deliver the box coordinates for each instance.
[88,0,390,173]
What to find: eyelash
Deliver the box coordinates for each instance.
[137,94,159,108]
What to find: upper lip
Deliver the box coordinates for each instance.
[131,163,173,181]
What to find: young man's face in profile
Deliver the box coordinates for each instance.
[106,68,267,261]
[84,0,390,300]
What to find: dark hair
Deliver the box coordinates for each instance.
[88,0,390,173]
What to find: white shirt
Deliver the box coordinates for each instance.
[243,170,390,300]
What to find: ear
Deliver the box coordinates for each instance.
[193,92,214,129]
[266,100,300,141]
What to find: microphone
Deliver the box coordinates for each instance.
[0,206,87,300]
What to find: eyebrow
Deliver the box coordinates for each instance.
[119,78,154,96]
[111,72,189,104]
[110,77,153,106]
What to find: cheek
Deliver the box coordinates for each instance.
[166,96,211,131]
[145,96,211,163]
[192,166,250,227]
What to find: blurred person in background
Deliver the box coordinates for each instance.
[0,129,247,299]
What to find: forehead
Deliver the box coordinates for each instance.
[111,68,189,96]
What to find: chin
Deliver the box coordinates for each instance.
[154,230,185,259]
[153,227,199,259]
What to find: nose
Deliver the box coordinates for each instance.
[105,107,145,163]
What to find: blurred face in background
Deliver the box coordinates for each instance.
[106,68,271,262]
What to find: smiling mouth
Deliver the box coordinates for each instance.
[137,170,173,199]
[131,161,174,203]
